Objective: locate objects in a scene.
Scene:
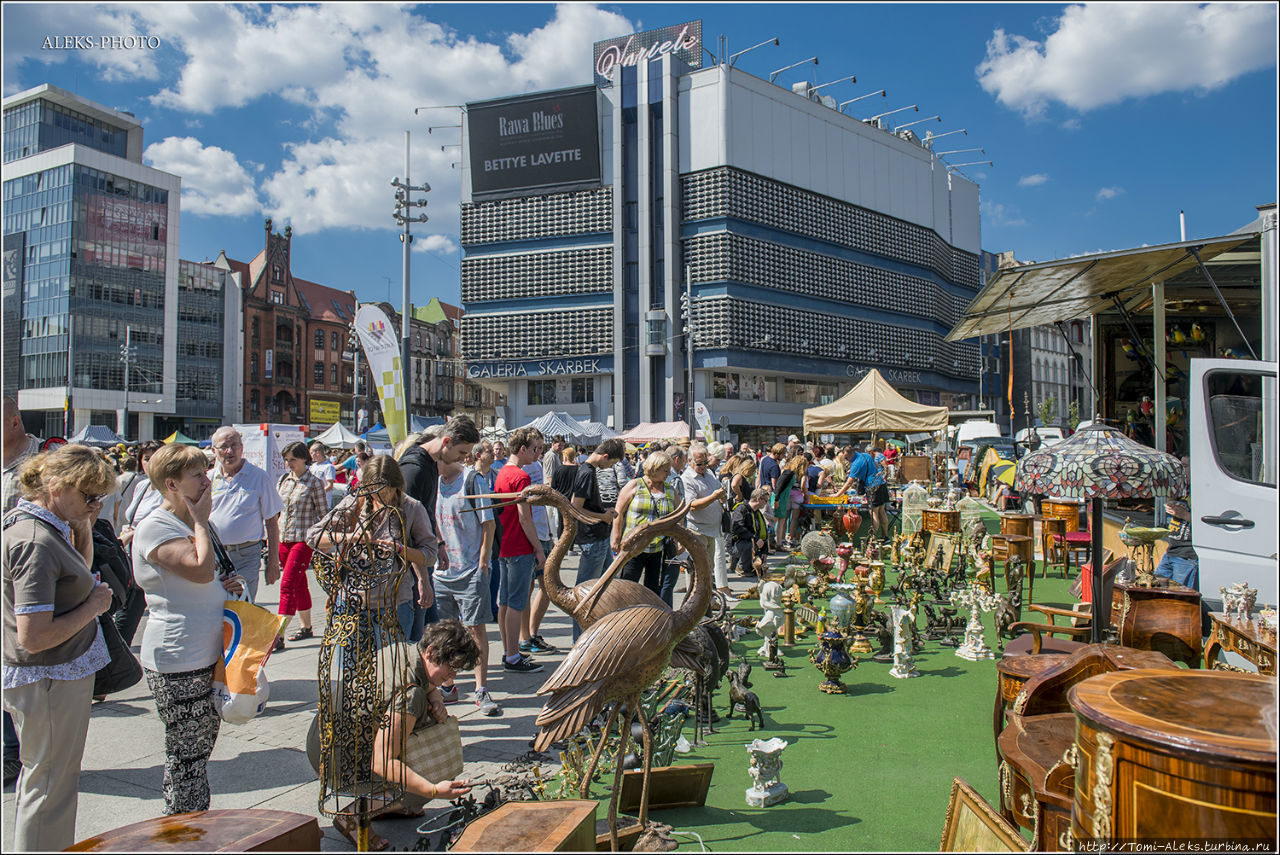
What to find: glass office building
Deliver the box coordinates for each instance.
[459,22,982,443]
[3,84,182,440]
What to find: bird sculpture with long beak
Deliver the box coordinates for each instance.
[531,506,709,850]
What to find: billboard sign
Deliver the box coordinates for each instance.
[593,21,702,87]
[309,399,341,425]
[467,86,601,201]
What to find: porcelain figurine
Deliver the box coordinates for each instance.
[745,738,790,807]
[951,583,1000,661]
[888,605,920,679]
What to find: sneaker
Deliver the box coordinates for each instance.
[439,684,459,704]
[527,634,558,654]
[518,639,535,654]
[503,655,543,673]
[474,688,501,716]
[272,636,286,653]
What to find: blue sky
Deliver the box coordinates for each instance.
[4,3,1276,309]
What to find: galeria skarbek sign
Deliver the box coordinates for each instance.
[467,356,612,380]
[593,21,702,87]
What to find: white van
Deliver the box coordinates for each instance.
[1015,426,1065,447]
[1190,358,1277,606]
[954,421,1003,445]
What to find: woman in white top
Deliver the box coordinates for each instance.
[131,443,243,815]
[309,441,336,505]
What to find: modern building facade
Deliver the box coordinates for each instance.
[458,22,982,444]
[3,84,183,440]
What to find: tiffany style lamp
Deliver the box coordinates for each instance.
[1015,423,1187,643]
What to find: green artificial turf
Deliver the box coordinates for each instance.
[586,559,1080,852]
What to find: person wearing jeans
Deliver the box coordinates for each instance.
[681,443,730,599]
[612,452,678,599]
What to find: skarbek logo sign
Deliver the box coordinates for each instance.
[845,364,922,385]
[593,21,702,87]
[468,357,608,380]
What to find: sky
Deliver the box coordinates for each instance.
[4,2,1277,310]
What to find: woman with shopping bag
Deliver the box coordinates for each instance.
[131,443,244,815]
[332,620,480,849]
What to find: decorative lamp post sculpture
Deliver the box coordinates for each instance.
[1016,422,1187,643]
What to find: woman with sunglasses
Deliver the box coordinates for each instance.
[130,443,245,817]
[2,444,116,850]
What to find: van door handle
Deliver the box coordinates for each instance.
[1200,514,1255,528]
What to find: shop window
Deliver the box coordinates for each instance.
[572,378,594,403]
[527,379,556,406]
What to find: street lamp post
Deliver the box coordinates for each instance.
[391,131,430,423]
[118,325,135,441]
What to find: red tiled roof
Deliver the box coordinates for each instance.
[294,275,357,325]
[438,299,462,322]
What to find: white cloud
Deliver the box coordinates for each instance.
[1096,186,1123,201]
[976,4,1277,117]
[2,4,165,91]
[416,235,459,255]
[143,136,260,216]
[1060,118,1082,131]
[1018,173,1050,187]
[981,200,1027,227]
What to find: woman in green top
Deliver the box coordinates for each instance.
[611,451,678,598]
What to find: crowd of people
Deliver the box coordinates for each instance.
[0,398,977,850]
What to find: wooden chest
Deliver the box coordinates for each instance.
[451,800,598,852]
[999,512,1036,538]
[922,508,961,534]
[1110,578,1202,667]
[69,810,322,852]
[1069,670,1277,848]
[1043,499,1083,533]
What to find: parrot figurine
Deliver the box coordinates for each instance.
[1121,339,1141,362]
[1220,346,1249,359]
[1165,362,1186,385]
[1168,325,1187,345]
[1140,395,1154,417]
[1166,398,1184,427]
[1188,322,1206,344]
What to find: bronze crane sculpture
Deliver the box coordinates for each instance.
[537,509,710,850]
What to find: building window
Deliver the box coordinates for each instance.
[572,378,594,403]
[251,317,259,341]
[314,361,324,384]
[314,329,324,350]
[527,379,556,406]
[331,331,340,351]
[272,264,282,283]
[271,290,284,304]
[331,363,338,385]
[249,353,258,382]
[249,389,259,415]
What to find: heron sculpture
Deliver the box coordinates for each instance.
[474,489,710,850]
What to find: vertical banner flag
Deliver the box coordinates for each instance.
[353,304,407,446]
[693,401,712,439]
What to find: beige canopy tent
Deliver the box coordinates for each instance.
[802,368,949,436]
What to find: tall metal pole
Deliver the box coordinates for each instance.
[401,131,413,419]
[685,264,696,441]
[119,325,132,440]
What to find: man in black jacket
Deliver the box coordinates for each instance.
[729,487,770,579]
[397,416,480,643]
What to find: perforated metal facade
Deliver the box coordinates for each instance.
[690,295,978,378]
[460,186,612,245]
[460,245,612,303]
[684,231,973,329]
[682,167,980,288]
[460,307,613,361]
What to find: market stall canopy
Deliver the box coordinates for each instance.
[361,424,388,443]
[618,421,704,442]
[312,422,362,449]
[411,415,445,432]
[163,430,200,446]
[522,411,590,444]
[946,232,1257,341]
[802,368,949,435]
[68,424,126,448]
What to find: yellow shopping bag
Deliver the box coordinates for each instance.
[212,600,290,725]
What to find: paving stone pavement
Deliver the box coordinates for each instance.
[3,549,763,850]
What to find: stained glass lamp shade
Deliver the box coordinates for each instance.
[1015,423,1187,642]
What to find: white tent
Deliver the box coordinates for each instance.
[802,368,949,436]
[312,422,362,449]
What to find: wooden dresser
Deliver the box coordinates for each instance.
[1205,612,1277,675]
[1110,578,1202,667]
[1070,670,1277,848]
[69,810,322,851]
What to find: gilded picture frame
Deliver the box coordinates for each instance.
[939,777,1030,852]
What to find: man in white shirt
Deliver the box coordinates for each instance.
[209,426,283,602]
[309,441,337,506]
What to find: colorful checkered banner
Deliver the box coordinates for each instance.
[353,303,408,446]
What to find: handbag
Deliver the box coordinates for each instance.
[402,715,464,782]
[93,612,143,697]
[720,506,733,535]
[211,598,288,724]
[662,536,679,559]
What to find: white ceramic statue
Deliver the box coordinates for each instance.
[745,737,790,807]
[888,605,920,678]
[951,583,1000,661]
[756,581,784,656]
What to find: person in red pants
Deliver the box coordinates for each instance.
[275,442,328,651]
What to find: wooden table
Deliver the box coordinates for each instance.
[994,653,1065,752]
[69,810,321,851]
[1070,669,1277,848]
[997,712,1076,851]
[999,512,1037,539]
[1110,578,1202,667]
[1205,612,1277,675]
